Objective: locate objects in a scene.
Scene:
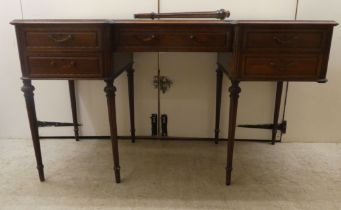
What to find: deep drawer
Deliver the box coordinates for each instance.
[27,55,103,77]
[241,54,323,79]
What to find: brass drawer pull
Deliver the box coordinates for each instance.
[269,61,293,71]
[137,34,156,42]
[62,61,77,69]
[48,34,73,43]
[50,60,77,69]
[273,35,298,45]
[189,35,196,40]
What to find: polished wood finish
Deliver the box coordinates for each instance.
[240,54,323,80]
[12,19,337,185]
[114,24,232,52]
[27,55,103,77]
[272,81,283,145]
[134,9,230,20]
[127,67,136,143]
[242,29,327,52]
[226,81,241,185]
[68,80,80,141]
[226,23,337,81]
[214,67,223,144]
[25,29,101,50]
[21,80,45,181]
[104,80,121,183]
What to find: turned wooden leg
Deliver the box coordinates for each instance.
[68,80,80,141]
[127,67,136,143]
[226,80,241,185]
[104,80,121,183]
[214,67,223,144]
[271,81,283,145]
[21,80,45,181]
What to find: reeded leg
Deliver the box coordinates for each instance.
[127,67,136,143]
[226,80,241,185]
[68,80,80,141]
[214,67,223,144]
[22,80,45,181]
[271,81,283,145]
[104,80,121,183]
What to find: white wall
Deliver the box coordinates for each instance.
[0,0,30,138]
[283,0,341,142]
[0,0,340,142]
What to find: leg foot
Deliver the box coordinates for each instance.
[225,80,241,186]
[104,80,121,183]
[22,80,45,182]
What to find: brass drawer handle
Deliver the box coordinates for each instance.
[189,35,196,40]
[269,61,293,71]
[48,34,73,43]
[136,34,156,42]
[50,60,77,69]
[273,35,298,45]
[62,61,77,69]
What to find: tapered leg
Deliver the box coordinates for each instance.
[214,67,223,144]
[226,80,241,185]
[127,68,136,143]
[21,80,45,181]
[104,80,121,183]
[68,80,80,141]
[271,81,283,145]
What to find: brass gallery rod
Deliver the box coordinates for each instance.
[134,9,230,20]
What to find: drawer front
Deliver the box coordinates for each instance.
[241,55,322,79]
[118,32,227,47]
[242,29,327,52]
[159,32,228,47]
[23,26,103,51]
[27,55,103,77]
[118,31,159,46]
[115,26,232,52]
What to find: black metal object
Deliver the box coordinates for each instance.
[161,114,168,136]
[37,121,82,127]
[238,120,287,134]
[151,114,158,136]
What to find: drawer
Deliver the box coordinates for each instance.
[27,55,103,77]
[23,26,102,51]
[241,55,322,79]
[118,31,159,46]
[116,30,231,51]
[159,32,228,47]
[242,29,327,52]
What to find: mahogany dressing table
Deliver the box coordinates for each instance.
[11,16,337,185]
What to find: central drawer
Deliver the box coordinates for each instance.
[114,25,232,52]
[118,31,228,47]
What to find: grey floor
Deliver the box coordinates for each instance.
[0,139,340,210]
